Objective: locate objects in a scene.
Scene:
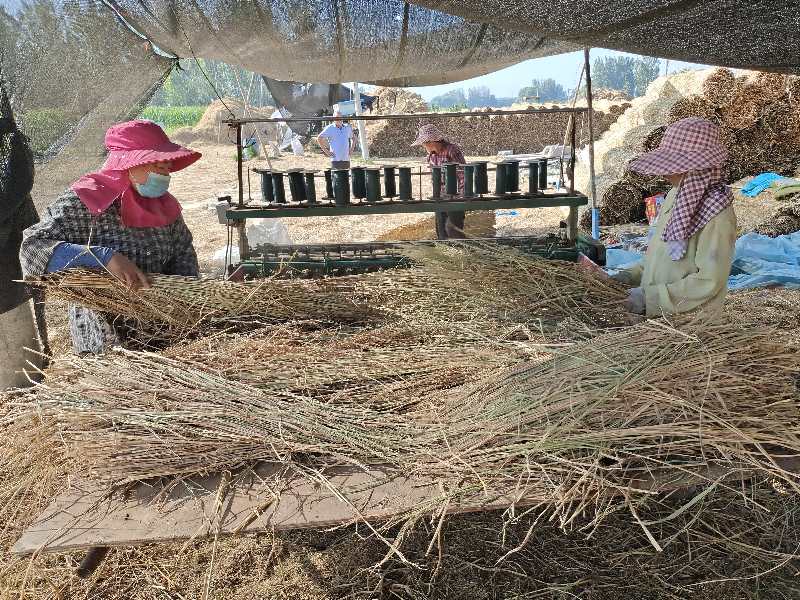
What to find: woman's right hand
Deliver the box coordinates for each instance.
[106,253,150,291]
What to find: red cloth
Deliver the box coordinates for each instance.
[71,120,201,228]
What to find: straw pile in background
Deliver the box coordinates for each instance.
[582,68,800,229]
[363,87,629,158]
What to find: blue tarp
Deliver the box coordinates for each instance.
[740,172,786,197]
[604,231,800,290]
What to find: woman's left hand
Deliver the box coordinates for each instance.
[624,287,645,314]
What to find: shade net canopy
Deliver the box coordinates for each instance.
[408,0,799,73]
[105,0,573,87]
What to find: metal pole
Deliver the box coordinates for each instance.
[353,82,370,160]
[235,124,249,259]
[584,47,600,240]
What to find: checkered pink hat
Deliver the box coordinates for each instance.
[629,117,727,175]
[411,124,446,146]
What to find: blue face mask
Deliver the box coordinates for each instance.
[135,172,171,198]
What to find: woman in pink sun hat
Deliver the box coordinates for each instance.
[613,117,737,318]
[20,120,202,353]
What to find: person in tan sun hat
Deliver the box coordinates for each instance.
[613,117,737,318]
[412,123,467,239]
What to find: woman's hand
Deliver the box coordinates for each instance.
[624,287,645,314]
[106,253,150,291]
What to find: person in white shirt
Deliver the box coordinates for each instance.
[317,107,356,169]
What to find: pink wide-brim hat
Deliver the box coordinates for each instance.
[101,119,201,172]
[629,117,727,175]
[411,123,446,146]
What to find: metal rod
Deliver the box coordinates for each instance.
[352,81,370,160]
[444,163,458,196]
[569,111,577,195]
[431,166,442,200]
[235,124,244,207]
[224,106,590,125]
[351,166,366,199]
[398,167,412,201]
[463,164,475,197]
[365,168,381,203]
[304,171,317,204]
[247,166,252,201]
[585,47,600,240]
[383,166,397,198]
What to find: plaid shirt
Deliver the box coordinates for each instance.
[427,142,466,194]
[20,190,198,353]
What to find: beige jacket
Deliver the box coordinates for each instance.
[621,187,737,318]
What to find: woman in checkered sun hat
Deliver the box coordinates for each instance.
[613,117,737,318]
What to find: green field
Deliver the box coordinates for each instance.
[139,106,206,132]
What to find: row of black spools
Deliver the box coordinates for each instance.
[254,159,551,206]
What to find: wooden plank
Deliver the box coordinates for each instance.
[16,459,791,555]
[12,463,525,555]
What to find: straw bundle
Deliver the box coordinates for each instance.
[16,349,425,482]
[754,194,800,237]
[360,243,631,330]
[666,96,719,124]
[701,67,737,107]
[415,319,800,524]
[29,268,380,332]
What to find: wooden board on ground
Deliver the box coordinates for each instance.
[14,460,782,555]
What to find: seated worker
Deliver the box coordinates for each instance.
[411,124,467,239]
[614,117,736,318]
[20,120,201,353]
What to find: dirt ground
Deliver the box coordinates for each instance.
[172,142,565,271]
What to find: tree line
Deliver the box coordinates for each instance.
[430,56,663,109]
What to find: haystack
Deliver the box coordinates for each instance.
[580,68,800,229]
[170,98,278,146]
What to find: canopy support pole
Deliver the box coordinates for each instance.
[584,47,599,240]
[353,82,370,160]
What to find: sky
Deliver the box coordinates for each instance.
[410,50,708,101]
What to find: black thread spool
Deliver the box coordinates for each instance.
[444,163,458,196]
[398,167,412,201]
[271,171,286,204]
[473,161,488,195]
[505,160,520,193]
[494,162,506,196]
[527,161,540,196]
[287,169,306,203]
[365,168,381,203]
[463,164,475,197]
[332,169,350,206]
[383,166,397,198]
[431,166,442,200]
[255,168,274,203]
[464,165,475,198]
[351,166,366,200]
[324,169,334,199]
[538,158,548,190]
[304,171,317,204]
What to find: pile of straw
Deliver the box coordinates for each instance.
[30,245,632,340]
[29,268,379,332]
[358,243,631,331]
[14,317,800,510]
